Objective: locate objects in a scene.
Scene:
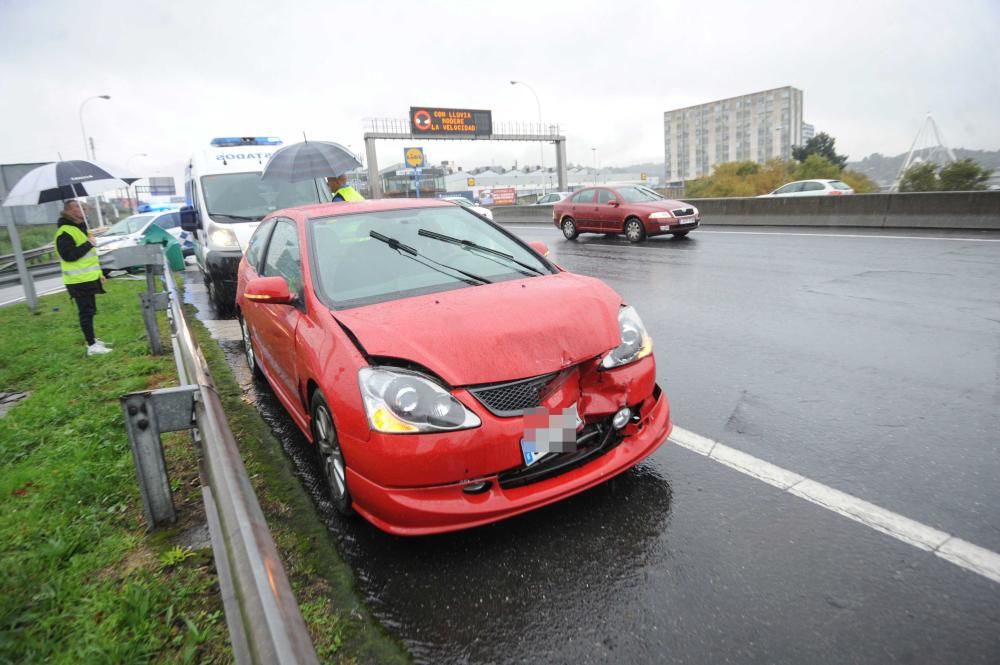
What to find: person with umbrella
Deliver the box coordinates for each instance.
[55,199,111,355]
[326,174,365,201]
[260,139,363,201]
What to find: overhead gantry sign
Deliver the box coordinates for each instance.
[363,107,567,199]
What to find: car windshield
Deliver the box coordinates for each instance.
[309,206,553,309]
[103,215,153,236]
[201,173,326,221]
[617,186,664,203]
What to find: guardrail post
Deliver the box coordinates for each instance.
[121,391,179,527]
[138,263,169,355]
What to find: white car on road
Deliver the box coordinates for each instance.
[760,179,855,197]
[441,196,494,220]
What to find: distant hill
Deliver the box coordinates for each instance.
[847,148,1000,187]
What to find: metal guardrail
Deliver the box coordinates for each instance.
[113,246,320,665]
[0,243,59,287]
[0,242,55,272]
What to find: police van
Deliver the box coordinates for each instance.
[180,136,328,312]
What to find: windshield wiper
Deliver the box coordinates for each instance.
[209,212,260,221]
[417,229,545,276]
[369,231,492,285]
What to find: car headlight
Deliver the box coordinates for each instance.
[601,305,653,369]
[690,206,699,216]
[209,227,239,250]
[359,367,481,433]
[649,212,674,219]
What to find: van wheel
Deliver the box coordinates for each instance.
[561,217,579,240]
[624,218,646,243]
[207,279,233,316]
[311,391,353,517]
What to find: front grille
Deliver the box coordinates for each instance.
[468,371,560,417]
[672,207,695,217]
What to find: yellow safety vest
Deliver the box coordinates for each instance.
[334,186,365,202]
[55,224,101,285]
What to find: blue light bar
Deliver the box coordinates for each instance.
[210,136,283,147]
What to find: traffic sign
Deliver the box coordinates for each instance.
[409,107,493,136]
[467,177,475,187]
[641,172,648,181]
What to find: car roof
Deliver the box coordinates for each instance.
[287,198,455,221]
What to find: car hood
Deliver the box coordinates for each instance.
[95,234,141,252]
[333,272,623,386]
[627,199,694,212]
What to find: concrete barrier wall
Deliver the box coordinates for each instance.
[492,191,1000,230]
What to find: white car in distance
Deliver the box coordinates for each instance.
[760,179,855,197]
[441,196,494,220]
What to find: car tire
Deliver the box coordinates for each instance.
[310,391,354,517]
[673,231,690,238]
[207,278,233,317]
[561,217,579,240]
[624,218,646,243]
[239,314,264,380]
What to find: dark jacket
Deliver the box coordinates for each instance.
[55,215,104,296]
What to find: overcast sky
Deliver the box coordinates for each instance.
[1,0,998,185]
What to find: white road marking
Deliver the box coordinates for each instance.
[668,425,1000,585]
[697,230,1000,242]
[0,284,66,308]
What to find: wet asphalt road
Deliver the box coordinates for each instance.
[183,224,1000,664]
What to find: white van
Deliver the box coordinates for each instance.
[180,136,329,312]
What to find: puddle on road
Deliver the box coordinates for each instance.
[180,267,676,665]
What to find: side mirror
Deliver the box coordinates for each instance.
[179,205,201,232]
[243,276,295,305]
[529,241,550,257]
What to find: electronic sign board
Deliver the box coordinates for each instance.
[410,107,492,136]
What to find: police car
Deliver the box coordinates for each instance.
[96,210,194,257]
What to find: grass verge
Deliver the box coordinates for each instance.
[0,276,408,663]
[188,306,409,664]
[0,280,229,663]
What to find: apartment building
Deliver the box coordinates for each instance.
[664,86,804,180]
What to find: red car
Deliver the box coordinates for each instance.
[236,198,672,535]
[553,185,700,242]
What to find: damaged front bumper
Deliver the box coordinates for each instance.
[345,358,671,536]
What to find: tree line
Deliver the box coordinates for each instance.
[684,132,993,197]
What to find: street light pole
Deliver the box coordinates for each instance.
[592,148,598,184]
[127,153,148,214]
[78,95,111,228]
[510,80,546,197]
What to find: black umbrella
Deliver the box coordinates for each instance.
[1,160,138,207]
[260,141,362,184]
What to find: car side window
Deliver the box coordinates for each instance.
[596,190,615,205]
[775,182,803,194]
[802,182,825,191]
[245,219,276,275]
[572,190,594,204]
[155,213,180,229]
[262,219,303,299]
